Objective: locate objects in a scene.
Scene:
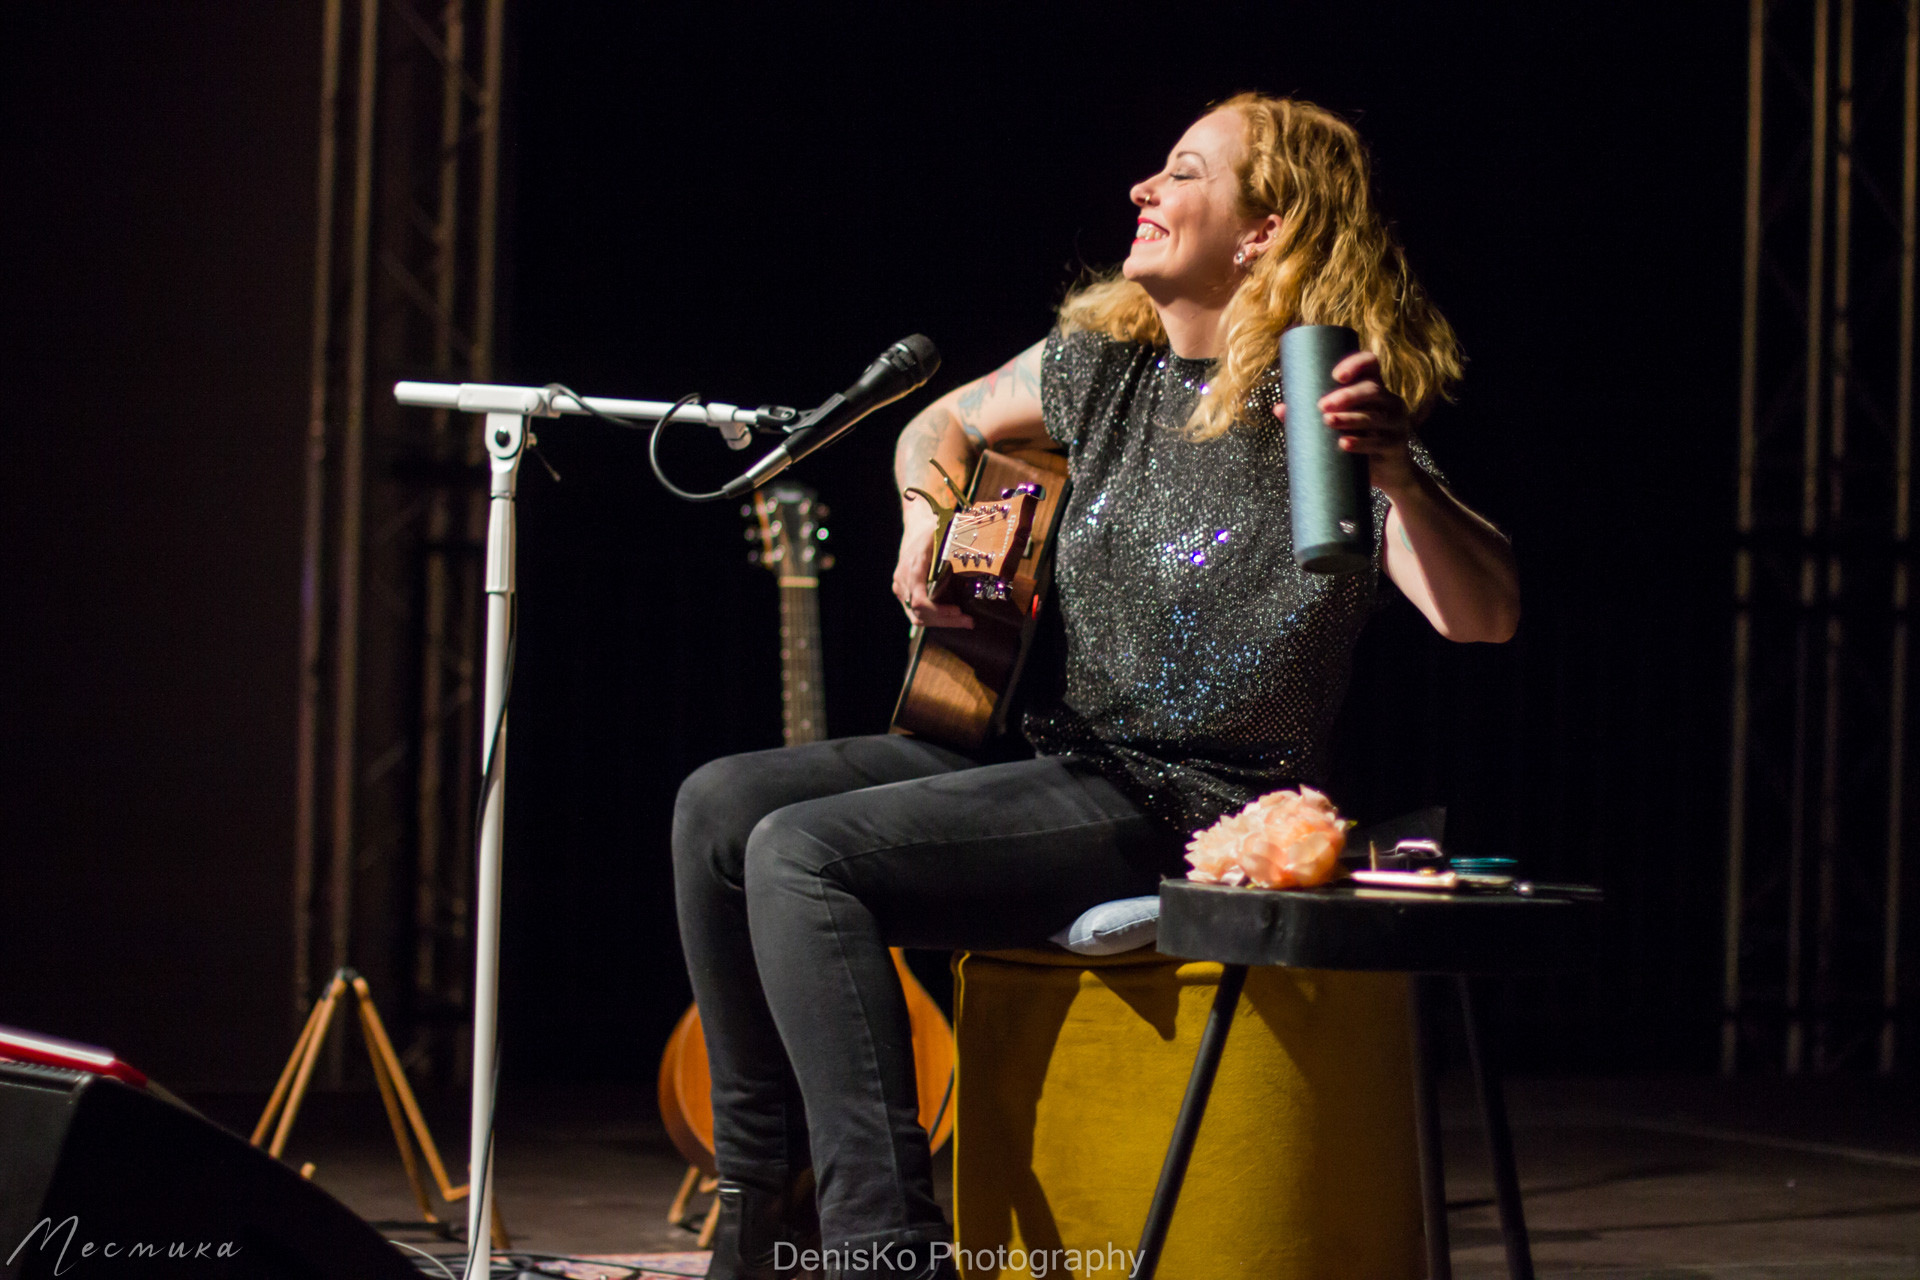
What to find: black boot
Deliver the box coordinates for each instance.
[706,1180,787,1280]
[708,1172,825,1280]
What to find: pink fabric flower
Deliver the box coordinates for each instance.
[1184,786,1351,889]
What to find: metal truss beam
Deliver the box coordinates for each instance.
[1725,0,1918,1076]
[292,0,506,1085]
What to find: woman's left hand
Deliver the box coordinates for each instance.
[1271,349,1417,495]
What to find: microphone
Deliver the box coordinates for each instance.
[720,335,941,498]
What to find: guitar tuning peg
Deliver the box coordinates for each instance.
[739,504,754,518]
[744,528,761,541]
[820,554,835,570]
[815,504,830,520]
[746,549,761,564]
[813,527,830,541]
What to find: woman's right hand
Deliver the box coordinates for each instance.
[893,504,973,628]
[890,339,1047,630]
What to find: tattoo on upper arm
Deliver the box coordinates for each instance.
[992,344,1043,402]
[953,344,1044,428]
[953,377,990,421]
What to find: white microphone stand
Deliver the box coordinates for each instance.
[391,380,771,1278]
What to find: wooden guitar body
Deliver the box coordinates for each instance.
[891,447,1070,750]
[658,1004,715,1175]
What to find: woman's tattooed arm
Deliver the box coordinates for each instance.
[892,342,1045,502]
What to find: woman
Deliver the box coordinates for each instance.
[673,94,1519,1280]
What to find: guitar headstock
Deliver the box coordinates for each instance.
[932,483,1045,588]
[742,482,833,581]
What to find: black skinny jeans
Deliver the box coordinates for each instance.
[670,734,1184,1255]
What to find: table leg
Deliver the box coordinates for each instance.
[1457,976,1534,1280]
[1410,974,1451,1280]
[1129,962,1247,1280]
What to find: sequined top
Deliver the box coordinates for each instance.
[1022,326,1425,834]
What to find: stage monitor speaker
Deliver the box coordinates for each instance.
[0,1059,418,1279]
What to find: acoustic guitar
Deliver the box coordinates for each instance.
[656,483,958,1238]
[891,446,1070,750]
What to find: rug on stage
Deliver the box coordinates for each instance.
[537,1253,710,1278]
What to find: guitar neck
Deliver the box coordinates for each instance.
[778,577,826,746]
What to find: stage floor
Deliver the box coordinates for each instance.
[192,1073,1918,1278]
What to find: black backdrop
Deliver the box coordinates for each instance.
[0,2,1751,1089]
[493,2,1745,1079]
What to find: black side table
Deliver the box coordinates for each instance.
[1131,880,1602,1280]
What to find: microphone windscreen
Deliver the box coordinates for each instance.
[895,334,941,384]
[1280,325,1373,574]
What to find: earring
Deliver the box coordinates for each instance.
[1234,249,1247,264]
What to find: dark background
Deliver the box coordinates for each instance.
[1,2,1760,1089]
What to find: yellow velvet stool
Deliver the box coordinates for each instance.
[950,947,1422,1280]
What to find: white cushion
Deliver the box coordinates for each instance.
[1049,895,1161,956]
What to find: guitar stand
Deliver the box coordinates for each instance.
[252,967,510,1250]
[666,1167,723,1247]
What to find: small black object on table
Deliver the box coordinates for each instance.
[1130,879,1603,1280]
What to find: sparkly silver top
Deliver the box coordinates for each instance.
[1022,326,1427,834]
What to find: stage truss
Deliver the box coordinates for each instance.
[293,0,507,1084]
[1724,0,1917,1074]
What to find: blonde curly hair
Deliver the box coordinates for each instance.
[1057,93,1463,439]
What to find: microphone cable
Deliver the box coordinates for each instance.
[543,384,743,503]
[646,393,737,502]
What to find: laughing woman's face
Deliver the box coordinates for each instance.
[1122,109,1260,305]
